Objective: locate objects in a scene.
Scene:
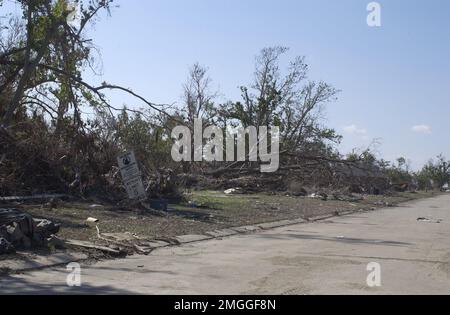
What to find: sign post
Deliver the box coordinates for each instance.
[117,151,146,200]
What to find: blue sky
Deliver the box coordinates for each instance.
[3,0,450,169]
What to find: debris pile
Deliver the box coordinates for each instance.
[417,217,443,224]
[64,230,169,258]
[0,208,61,255]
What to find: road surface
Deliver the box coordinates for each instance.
[1,194,450,294]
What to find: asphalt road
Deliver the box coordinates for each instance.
[1,194,450,295]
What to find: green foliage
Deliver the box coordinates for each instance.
[415,155,450,190]
[385,158,413,185]
[360,153,450,191]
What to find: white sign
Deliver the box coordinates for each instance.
[117,151,146,200]
[124,177,146,200]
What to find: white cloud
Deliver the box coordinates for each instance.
[342,124,367,136]
[411,125,432,134]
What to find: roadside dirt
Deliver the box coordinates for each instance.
[13,191,437,242]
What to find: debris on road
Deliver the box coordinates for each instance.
[373,200,393,207]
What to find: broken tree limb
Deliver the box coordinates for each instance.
[95,226,151,255]
[65,239,126,257]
